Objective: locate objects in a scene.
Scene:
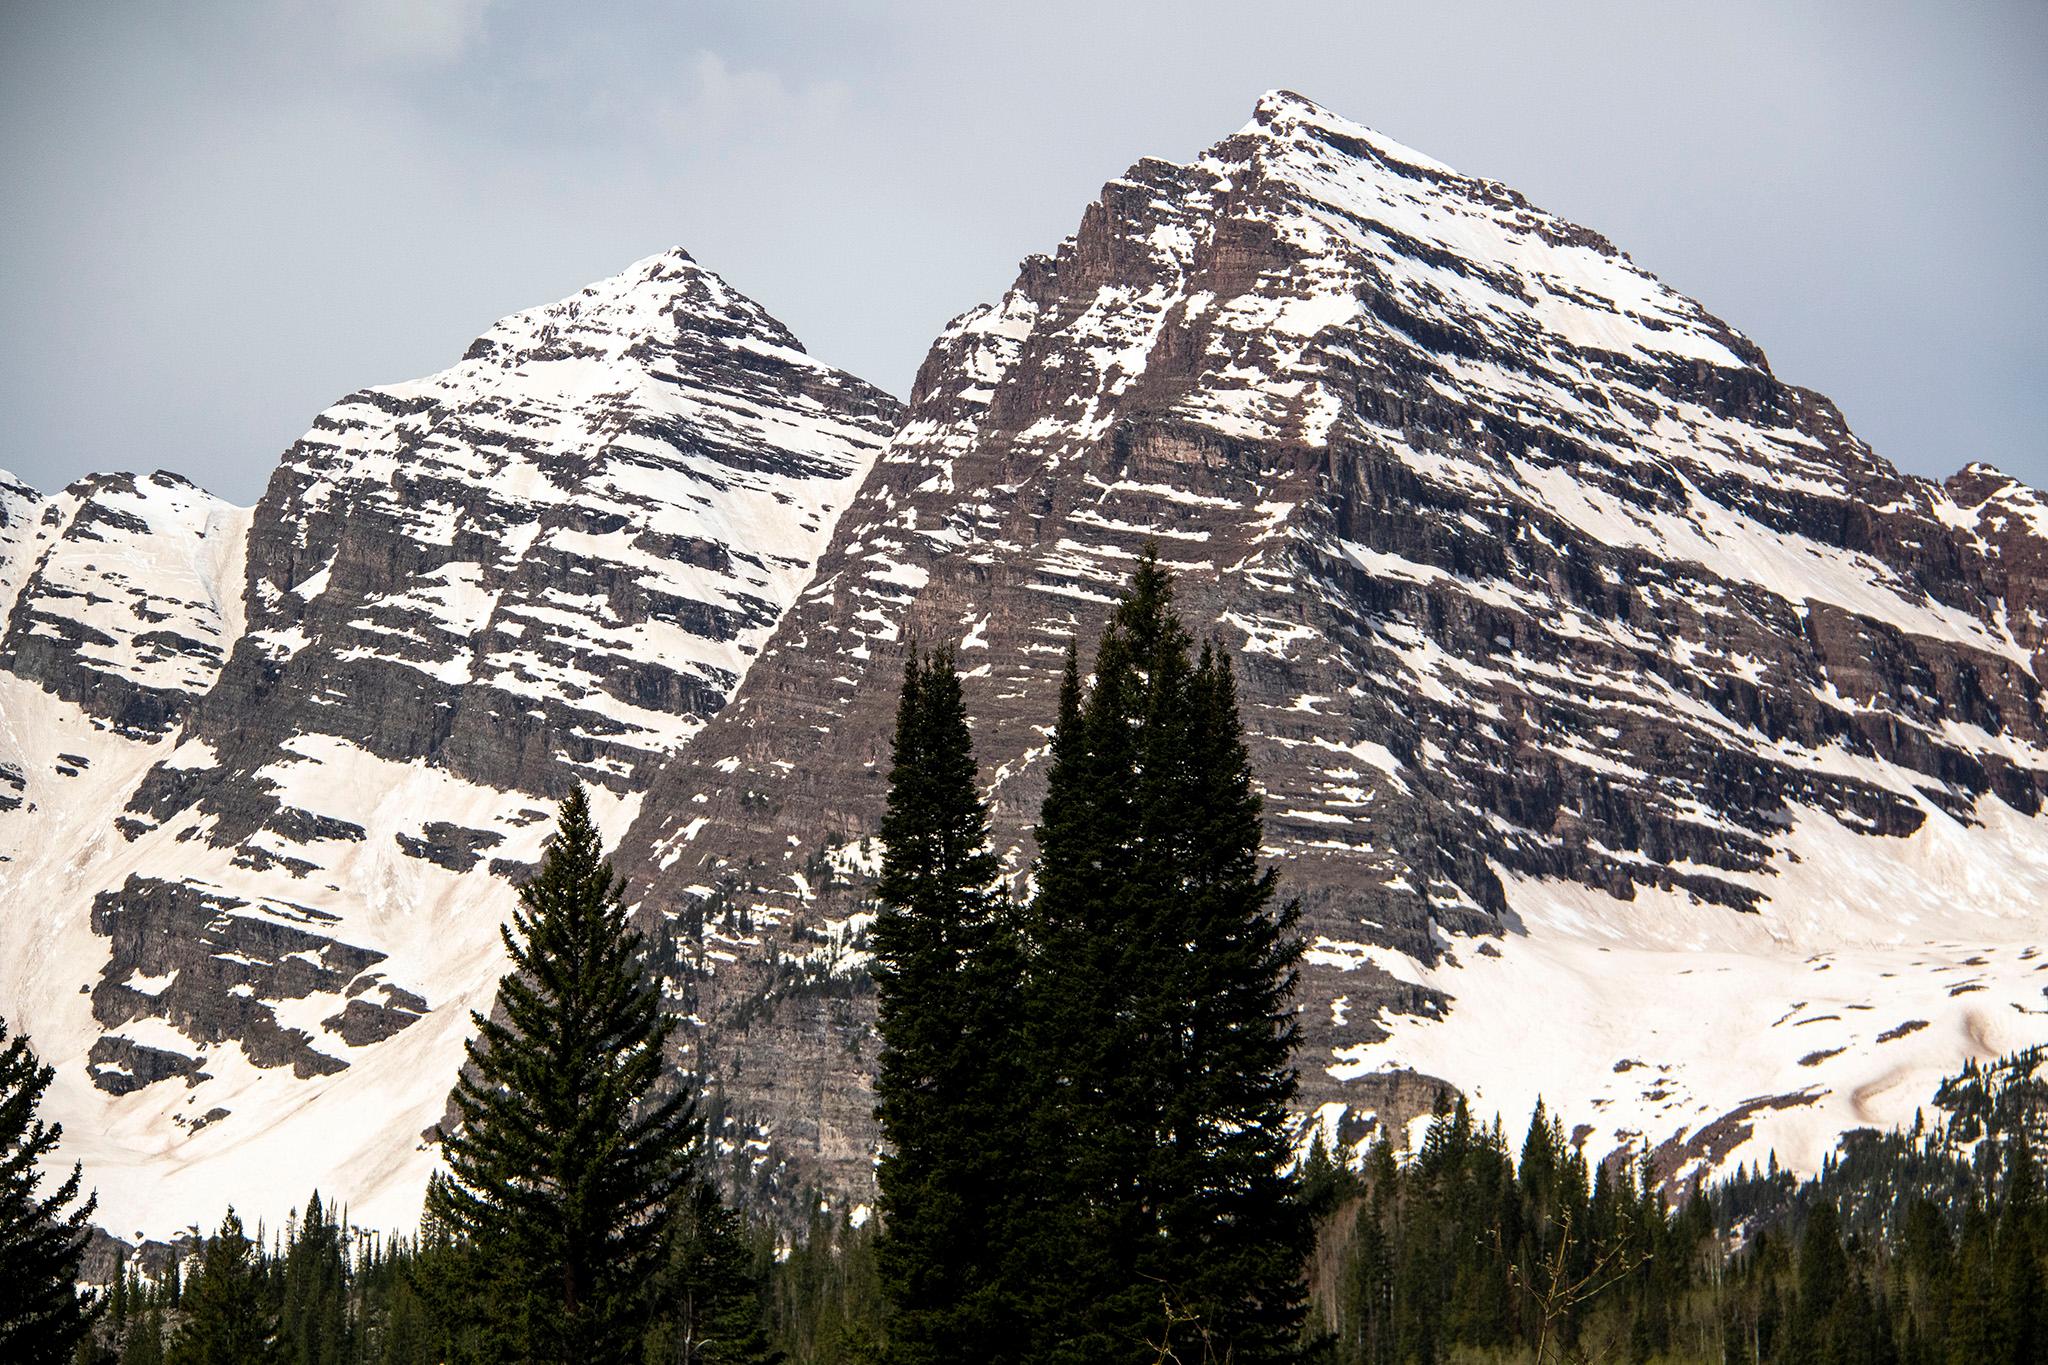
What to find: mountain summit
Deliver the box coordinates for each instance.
[621,91,2048,1206]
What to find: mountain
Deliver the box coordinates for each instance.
[619,92,2048,1207]
[3,92,2045,1243]
[0,249,901,1239]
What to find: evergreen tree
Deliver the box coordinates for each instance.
[398,1207,492,1364]
[1991,1137,2043,1365]
[108,1250,127,1333]
[277,1193,349,1365]
[0,1019,100,1363]
[118,1310,164,1365]
[644,1180,779,1364]
[375,1281,431,1365]
[766,1209,882,1365]
[167,1211,275,1365]
[427,785,699,1363]
[870,648,1022,1365]
[1020,553,1309,1363]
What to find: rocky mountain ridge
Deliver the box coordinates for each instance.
[1,93,2044,1239]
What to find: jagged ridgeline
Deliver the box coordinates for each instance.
[621,92,2048,1210]
[0,91,2046,1241]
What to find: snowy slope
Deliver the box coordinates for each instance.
[0,251,901,1239]
[621,91,2048,1203]
[204,246,902,790]
[0,697,646,1239]
[0,471,44,612]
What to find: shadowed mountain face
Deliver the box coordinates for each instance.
[1,93,2044,1240]
[617,92,2048,1209]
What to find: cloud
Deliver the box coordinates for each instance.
[331,0,496,66]
[1,1,2041,498]
[644,50,854,150]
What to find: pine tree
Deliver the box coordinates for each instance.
[643,1180,779,1364]
[427,785,699,1363]
[1020,553,1309,1363]
[167,1211,276,1365]
[277,1193,349,1365]
[1991,1135,2043,1365]
[118,1309,164,1365]
[0,1019,100,1363]
[375,1281,431,1365]
[870,648,1023,1365]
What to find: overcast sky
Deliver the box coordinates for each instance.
[3,1,2042,503]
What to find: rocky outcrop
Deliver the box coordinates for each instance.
[2,95,2044,1238]
[88,874,394,1087]
[74,249,905,1112]
[130,249,902,843]
[0,471,248,737]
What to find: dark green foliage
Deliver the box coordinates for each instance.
[869,648,1023,1364]
[1020,553,1309,1363]
[277,1194,350,1364]
[1305,1056,2048,1365]
[643,1180,780,1363]
[0,1019,100,1363]
[78,786,770,1365]
[117,1309,163,1365]
[428,785,699,1362]
[78,1180,785,1364]
[767,1209,883,1365]
[167,1211,276,1365]
[375,1278,431,1365]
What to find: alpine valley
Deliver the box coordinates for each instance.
[4,93,2045,1245]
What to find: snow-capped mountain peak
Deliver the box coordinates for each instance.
[0,249,901,1238]
[614,92,2048,1209]
[3,95,2045,1241]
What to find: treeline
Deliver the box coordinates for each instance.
[82,1187,782,1364]
[52,1057,2048,1365]
[7,552,1309,1365]
[1299,1075,2046,1365]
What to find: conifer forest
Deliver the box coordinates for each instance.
[4,557,2045,1365]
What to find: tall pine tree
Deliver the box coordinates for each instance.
[0,1018,100,1363]
[871,648,1024,1365]
[166,1210,275,1365]
[427,785,698,1363]
[1020,553,1308,1364]
[276,1192,349,1365]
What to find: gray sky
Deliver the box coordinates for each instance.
[3,1,2043,503]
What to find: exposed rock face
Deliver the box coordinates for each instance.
[619,92,2048,1205]
[0,471,46,604]
[0,250,901,1237]
[144,248,903,832]
[0,471,248,737]
[1945,462,2048,659]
